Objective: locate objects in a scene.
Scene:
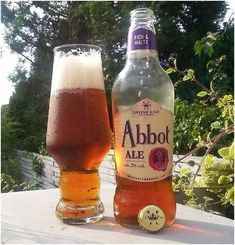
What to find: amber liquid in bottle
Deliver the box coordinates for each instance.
[112,8,176,228]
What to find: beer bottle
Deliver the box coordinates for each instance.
[112,8,176,230]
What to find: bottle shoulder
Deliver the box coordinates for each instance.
[112,63,173,93]
[112,61,174,112]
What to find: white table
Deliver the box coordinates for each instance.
[1,184,234,244]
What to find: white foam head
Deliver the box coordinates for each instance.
[51,48,105,91]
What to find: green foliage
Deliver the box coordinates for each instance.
[217,175,233,185]
[1,157,21,182]
[2,1,66,152]
[218,147,230,159]
[1,106,43,191]
[174,141,234,213]
[174,19,234,155]
[7,74,50,152]
[172,27,234,217]
[1,173,41,193]
[211,121,221,129]
[38,143,48,155]
[199,148,234,206]
[174,99,219,155]
[225,187,234,205]
[197,91,208,97]
[173,166,197,209]
[175,18,233,100]
[1,106,20,158]
[165,68,175,74]
[2,1,231,153]
[183,69,195,81]
[194,32,221,57]
[22,143,48,177]
[32,154,44,177]
[1,106,22,181]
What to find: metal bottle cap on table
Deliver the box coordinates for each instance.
[138,205,166,232]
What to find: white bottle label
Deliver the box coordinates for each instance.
[114,98,173,182]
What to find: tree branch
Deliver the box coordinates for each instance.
[174,124,234,165]
[191,127,232,189]
[19,53,36,66]
[193,185,233,190]
[161,61,211,93]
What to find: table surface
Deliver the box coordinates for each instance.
[1,184,234,244]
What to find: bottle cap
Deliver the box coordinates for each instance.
[138,205,166,232]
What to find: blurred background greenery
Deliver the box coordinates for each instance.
[1,1,233,153]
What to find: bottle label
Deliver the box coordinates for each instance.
[128,28,156,51]
[114,98,173,182]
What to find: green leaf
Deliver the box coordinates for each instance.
[187,160,196,167]
[173,59,177,70]
[218,175,233,185]
[206,132,212,142]
[218,147,230,159]
[222,94,233,105]
[208,45,214,57]
[225,187,234,205]
[224,120,228,131]
[207,32,217,41]
[229,143,234,160]
[211,121,221,129]
[183,75,190,81]
[202,41,215,57]
[207,32,221,41]
[179,166,191,177]
[188,69,194,77]
[197,91,208,97]
[166,68,175,74]
[183,69,195,81]
[194,40,203,56]
[207,60,215,69]
[219,55,226,61]
[203,154,215,166]
[203,196,214,202]
[197,135,205,147]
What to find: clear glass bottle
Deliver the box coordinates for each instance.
[112,8,176,228]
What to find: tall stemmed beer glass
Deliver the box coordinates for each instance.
[46,44,111,224]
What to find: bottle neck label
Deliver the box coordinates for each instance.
[127,27,156,52]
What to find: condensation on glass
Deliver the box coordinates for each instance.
[46,44,111,224]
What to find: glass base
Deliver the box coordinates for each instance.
[56,199,104,224]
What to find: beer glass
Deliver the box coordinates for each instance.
[46,44,111,224]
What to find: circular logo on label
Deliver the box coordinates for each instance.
[149,147,168,171]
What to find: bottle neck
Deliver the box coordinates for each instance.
[126,20,158,59]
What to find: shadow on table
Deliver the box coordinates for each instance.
[1,222,97,244]
[77,215,234,244]
[2,216,233,244]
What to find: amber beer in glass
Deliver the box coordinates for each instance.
[112,8,176,229]
[46,44,111,224]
